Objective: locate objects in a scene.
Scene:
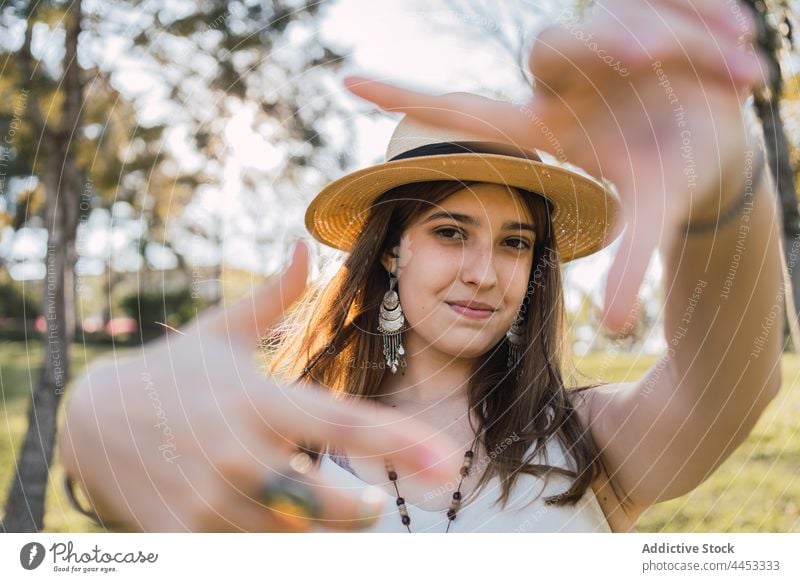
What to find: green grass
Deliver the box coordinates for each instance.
[572,351,800,533]
[0,339,114,533]
[1,340,798,532]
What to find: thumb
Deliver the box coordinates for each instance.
[206,239,312,347]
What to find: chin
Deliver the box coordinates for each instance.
[429,334,500,360]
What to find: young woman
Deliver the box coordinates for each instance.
[60,0,784,533]
[266,115,625,532]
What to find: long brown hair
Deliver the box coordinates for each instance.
[264,180,603,508]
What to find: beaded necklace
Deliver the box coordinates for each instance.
[384,433,481,533]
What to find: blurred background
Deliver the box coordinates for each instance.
[0,0,798,533]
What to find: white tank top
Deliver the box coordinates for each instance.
[313,435,611,533]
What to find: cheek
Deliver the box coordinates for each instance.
[395,251,454,321]
[397,233,455,284]
[499,262,533,323]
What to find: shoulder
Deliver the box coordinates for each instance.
[567,385,643,532]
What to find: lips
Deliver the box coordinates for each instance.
[446,301,496,319]
[447,300,496,311]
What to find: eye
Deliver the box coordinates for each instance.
[505,238,532,251]
[434,227,465,241]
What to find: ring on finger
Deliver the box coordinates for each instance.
[257,470,322,528]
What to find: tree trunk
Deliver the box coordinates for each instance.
[754,90,800,351]
[2,194,70,531]
[2,0,83,532]
[743,0,800,351]
[102,267,125,327]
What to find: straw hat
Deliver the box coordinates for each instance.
[305,99,624,262]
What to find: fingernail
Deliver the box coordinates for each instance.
[289,235,303,252]
[285,237,308,264]
[290,240,302,258]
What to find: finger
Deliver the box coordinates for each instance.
[210,461,387,532]
[202,239,311,348]
[344,76,547,151]
[261,474,386,532]
[534,1,761,92]
[657,0,756,44]
[255,382,460,481]
[649,0,763,85]
[600,207,658,335]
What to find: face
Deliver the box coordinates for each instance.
[381,183,536,361]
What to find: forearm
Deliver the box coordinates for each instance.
[660,142,784,412]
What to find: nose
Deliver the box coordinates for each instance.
[459,243,498,289]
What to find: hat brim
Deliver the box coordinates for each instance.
[305,153,624,262]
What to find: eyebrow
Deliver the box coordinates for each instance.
[421,211,536,233]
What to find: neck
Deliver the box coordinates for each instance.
[378,335,477,408]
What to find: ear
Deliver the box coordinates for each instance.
[380,246,399,274]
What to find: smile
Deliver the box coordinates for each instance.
[446,303,495,319]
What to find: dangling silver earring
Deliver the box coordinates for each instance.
[506,308,525,378]
[378,270,406,374]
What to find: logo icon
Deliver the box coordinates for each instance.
[20,542,46,570]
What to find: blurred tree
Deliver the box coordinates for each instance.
[0,0,91,533]
[0,3,173,352]
[0,276,39,319]
[116,0,354,281]
[0,0,353,531]
[120,287,202,338]
[0,0,182,531]
[742,0,800,350]
[784,71,800,190]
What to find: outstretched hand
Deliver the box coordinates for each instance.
[60,240,459,531]
[343,0,767,333]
